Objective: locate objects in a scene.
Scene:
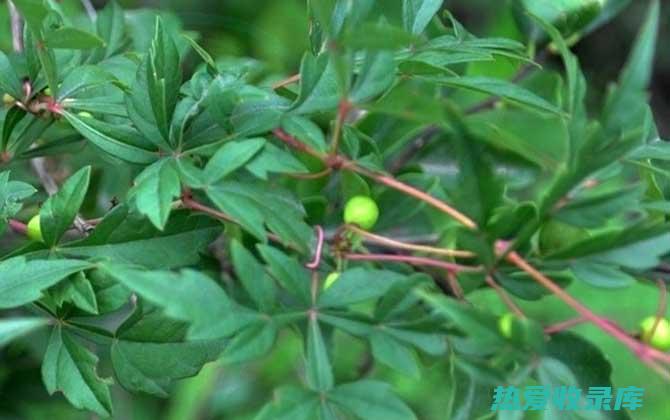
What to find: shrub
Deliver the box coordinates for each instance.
[0,0,668,418]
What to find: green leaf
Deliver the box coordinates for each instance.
[39,166,91,246]
[111,314,224,396]
[256,386,319,420]
[231,95,289,137]
[55,207,219,269]
[63,111,158,164]
[230,240,276,311]
[427,76,564,116]
[318,268,405,308]
[45,27,105,50]
[129,159,181,230]
[57,66,117,101]
[207,181,312,252]
[350,50,396,104]
[102,265,246,339]
[514,0,604,40]
[257,245,312,305]
[0,317,49,347]
[51,271,99,314]
[222,320,277,364]
[329,380,417,420]
[147,17,182,142]
[41,326,113,417]
[0,257,90,309]
[280,114,327,153]
[11,0,49,32]
[305,318,334,392]
[370,331,420,377]
[571,261,635,289]
[183,34,218,74]
[402,0,443,35]
[0,50,25,100]
[417,290,503,348]
[2,107,28,152]
[293,53,342,114]
[0,171,37,230]
[246,143,308,179]
[549,224,670,271]
[96,0,126,59]
[204,139,265,184]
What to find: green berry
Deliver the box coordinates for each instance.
[44,87,52,96]
[324,272,339,289]
[3,93,15,105]
[640,316,670,351]
[344,195,379,230]
[77,111,93,118]
[26,215,43,243]
[498,313,516,338]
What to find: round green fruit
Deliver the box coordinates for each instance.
[343,195,379,230]
[323,272,340,289]
[538,220,590,253]
[77,111,93,118]
[44,87,52,96]
[3,93,15,105]
[498,313,516,338]
[640,316,670,351]
[26,215,44,243]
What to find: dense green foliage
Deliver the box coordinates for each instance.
[0,0,669,419]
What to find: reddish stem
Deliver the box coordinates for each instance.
[344,253,479,273]
[8,219,27,235]
[305,225,325,269]
[503,245,670,367]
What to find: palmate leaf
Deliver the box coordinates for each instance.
[257,381,416,420]
[111,308,224,397]
[101,265,250,339]
[41,326,113,417]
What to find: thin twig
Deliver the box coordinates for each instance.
[502,243,670,368]
[446,271,464,300]
[272,74,300,90]
[486,275,525,318]
[346,224,474,258]
[305,225,324,269]
[80,0,97,21]
[343,253,480,273]
[544,317,588,334]
[8,1,23,52]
